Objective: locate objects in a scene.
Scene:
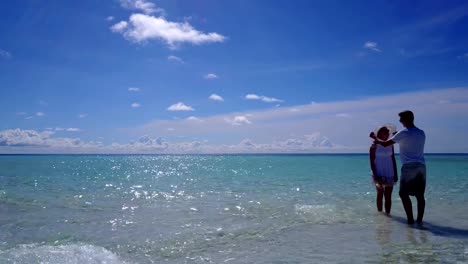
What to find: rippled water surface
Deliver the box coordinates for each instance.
[1,154,467,263]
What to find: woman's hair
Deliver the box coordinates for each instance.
[377,127,389,140]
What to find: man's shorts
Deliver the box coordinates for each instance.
[400,162,426,196]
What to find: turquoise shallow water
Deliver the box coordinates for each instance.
[0,154,467,263]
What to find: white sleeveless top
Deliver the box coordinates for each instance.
[374,145,395,182]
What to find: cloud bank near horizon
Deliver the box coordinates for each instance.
[130,87,468,153]
[1,88,468,154]
[0,129,339,154]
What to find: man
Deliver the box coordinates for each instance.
[370,110,426,225]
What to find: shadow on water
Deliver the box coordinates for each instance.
[392,215,468,238]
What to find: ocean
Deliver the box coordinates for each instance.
[0,154,467,263]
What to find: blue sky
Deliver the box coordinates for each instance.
[1,0,468,153]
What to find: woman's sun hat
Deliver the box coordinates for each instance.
[373,123,397,140]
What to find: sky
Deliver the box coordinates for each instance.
[1,0,468,153]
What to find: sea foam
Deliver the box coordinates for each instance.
[0,243,126,264]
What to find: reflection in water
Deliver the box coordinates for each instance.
[375,213,394,263]
[375,215,442,263]
[400,226,438,263]
[375,213,392,248]
[406,225,428,245]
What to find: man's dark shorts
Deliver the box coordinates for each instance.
[399,162,426,196]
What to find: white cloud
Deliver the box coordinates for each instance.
[16,112,27,116]
[186,116,202,121]
[36,112,45,117]
[128,87,140,92]
[0,49,11,59]
[245,94,260,100]
[204,73,218,80]
[168,55,184,63]
[239,139,255,148]
[336,113,351,118]
[52,127,81,132]
[225,115,252,126]
[167,102,194,111]
[262,97,283,103]
[270,133,337,151]
[131,102,141,108]
[107,16,115,21]
[245,94,283,103]
[437,99,450,104]
[111,21,128,32]
[364,41,381,52]
[119,0,165,15]
[25,116,34,120]
[0,129,165,153]
[78,113,88,119]
[134,135,167,148]
[209,94,224,102]
[0,129,101,153]
[111,14,225,48]
[0,129,55,147]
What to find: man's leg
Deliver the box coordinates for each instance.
[415,193,425,223]
[399,191,414,224]
[415,166,427,224]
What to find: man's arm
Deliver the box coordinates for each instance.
[391,146,398,182]
[369,132,396,147]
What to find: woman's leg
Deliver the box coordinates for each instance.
[384,186,393,214]
[376,187,384,212]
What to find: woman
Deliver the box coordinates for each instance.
[369,124,398,215]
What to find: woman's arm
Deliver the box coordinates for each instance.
[369,145,378,181]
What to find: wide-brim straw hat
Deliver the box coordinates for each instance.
[373,123,397,140]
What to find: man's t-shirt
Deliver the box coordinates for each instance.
[391,127,425,165]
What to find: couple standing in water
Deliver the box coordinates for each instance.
[369,110,426,225]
